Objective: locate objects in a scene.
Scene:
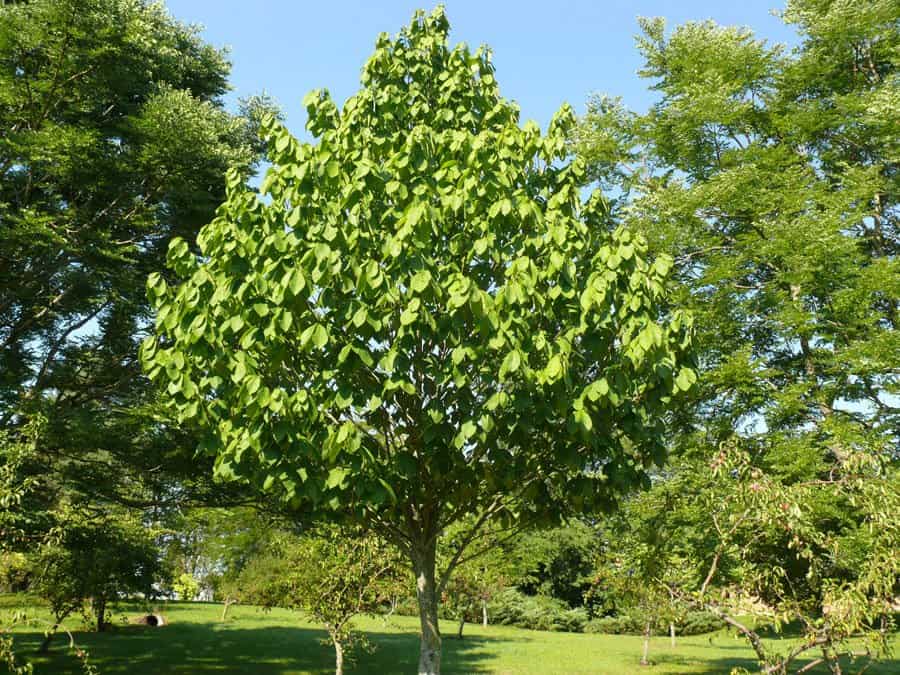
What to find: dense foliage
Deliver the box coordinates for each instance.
[142,8,694,673]
[1,1,896,674]
[0,0,270,661]
[574,0,899,671]
[0,0,270,530]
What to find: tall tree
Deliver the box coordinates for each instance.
[574,1,899,671]
[0,0,271,518]
[143,8,695,673]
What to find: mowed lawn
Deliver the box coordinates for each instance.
[3,596,898,675]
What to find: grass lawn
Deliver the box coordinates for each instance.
[3,596,898,674]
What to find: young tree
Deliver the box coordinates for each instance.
[238,529,405,675]
[439,520,511,637]
[143,8,694,672]
[574,1,899,671]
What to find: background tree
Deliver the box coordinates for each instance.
[574,0,899,671]
[30,511,162,650]
[142,8,695,673]
[510,521,600,610]
[0,5,276,652]
[0,0,274,541]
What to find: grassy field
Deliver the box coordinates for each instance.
[3,596,898,674]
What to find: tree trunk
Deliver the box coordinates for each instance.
[457,612,465,639]
[38,628,56,654]
[412,539,441,675]
[94,596,107,632]
[482,598,488,628]
[221,598,234,621]
[669,621,675,648]
[333,637,344,675]
[640,621,652,666]
[37,612,68,654]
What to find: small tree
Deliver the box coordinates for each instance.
[32,512,162,648]
[142,8,694,672]
[239,528,405,675]
[440,519,513,636]
[172,573,200,602]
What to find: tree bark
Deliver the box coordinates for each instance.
[94,596,107,632]
[482,598,488,628]
[412,539,441,675]
[221,598,235,621]
[38,614,66,654]
[669,621,676,648]
[457,613,465,639]
[641,621,652,666]
[38,628,56,654]
[333,637,344,675]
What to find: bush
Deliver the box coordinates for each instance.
[584,614,645,635]
[0,553,31,593]
[486,589,587,633]
[584,611,724,636]
[680,611,725,636]
[553,608,588,633]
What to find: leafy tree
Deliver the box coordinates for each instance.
[574,1,899,671]
[142,8,694,673]
[238,528,405,675]
[0,0,273,526]
[510,522,600,608]
[439,520,512,636]
[159,506,274,598]
[172,572,200,602]
[31,511,162,649]
[588,467,716,663]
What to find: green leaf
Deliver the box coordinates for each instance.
[574,408,593,431]
[326,467,349,489]
[352,306,368,328]
[500,350,521,377]
[675,368,696,392]
[410,269,432,293]
[312,324,329,349]
[453,420,477,449]
[289,268,306,295]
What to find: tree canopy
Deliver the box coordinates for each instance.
[573,0,899,670]
[0,0,271,515]
[143,7,695,673]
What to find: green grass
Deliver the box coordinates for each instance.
[3,596,898,674]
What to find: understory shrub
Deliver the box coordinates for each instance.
[584,611,724,636]
[487,589,588,632]
[680,611,726,635]
[584,614,645,635]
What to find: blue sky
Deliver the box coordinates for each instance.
[166,0,797,134]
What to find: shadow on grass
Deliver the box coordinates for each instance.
[12,622,523,675]
[648,650,899,675]
[10,614,899,675]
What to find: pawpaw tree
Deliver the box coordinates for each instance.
[142,8,694,673]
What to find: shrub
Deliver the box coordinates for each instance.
[486,589,587,632]
[0,553,31,593]
[584,614,645,635]
[584,611,724,636]
[680,611,725,636]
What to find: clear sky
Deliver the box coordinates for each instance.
[165,0,797,135]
